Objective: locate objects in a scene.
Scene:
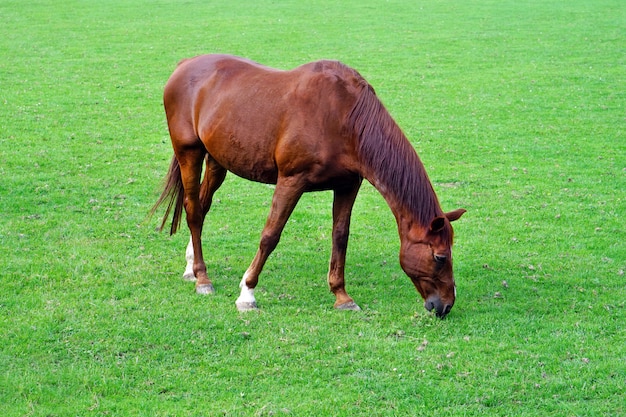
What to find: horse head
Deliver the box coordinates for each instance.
[399,209,466,318]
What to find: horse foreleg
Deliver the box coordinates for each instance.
[329,181,362,310]
[236,178,304,311]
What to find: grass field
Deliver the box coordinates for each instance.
[1,0,624,415]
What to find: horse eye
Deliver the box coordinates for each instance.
[434,254,447,264]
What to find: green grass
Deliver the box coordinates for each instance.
[1,0,624,415]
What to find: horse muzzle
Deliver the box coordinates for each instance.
[424,295,453,319]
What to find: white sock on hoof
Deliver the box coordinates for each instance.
[235,274,257,309]
[183,237,195,280]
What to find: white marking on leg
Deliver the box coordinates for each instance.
[182,237,195,281]
[235,271,257,311]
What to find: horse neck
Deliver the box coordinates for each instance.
[347,83,444,236]
[367,168,442,243]
[357,129,444,238]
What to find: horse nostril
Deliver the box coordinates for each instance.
[435,305,451,319]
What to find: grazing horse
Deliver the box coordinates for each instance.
[152,54,465,318]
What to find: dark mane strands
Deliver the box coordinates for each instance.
[345,75,443,229]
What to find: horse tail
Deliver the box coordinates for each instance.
[151,156,185,235]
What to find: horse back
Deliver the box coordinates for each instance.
[164,54,366,187]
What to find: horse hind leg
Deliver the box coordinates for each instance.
[183,154,226,294]
[182,155,227,283]
[174,144,222,294]
[182,238,195,281]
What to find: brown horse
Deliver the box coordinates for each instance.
[153,54,465,318]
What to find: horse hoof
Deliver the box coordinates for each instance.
[182,272,196,282]
[335,301,361,311]
[196,284,215,295]
[236,301,258,312]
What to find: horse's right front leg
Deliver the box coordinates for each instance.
[236,178,304,311]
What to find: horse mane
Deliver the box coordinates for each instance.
[344,75,445,232]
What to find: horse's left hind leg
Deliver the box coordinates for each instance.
[182,237,195,281]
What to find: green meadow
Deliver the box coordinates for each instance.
[1,0,624,415]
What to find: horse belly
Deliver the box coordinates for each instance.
[202,129,280,184]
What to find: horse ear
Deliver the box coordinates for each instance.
[430,216,446,233]
[430,209,466,232]
[445,208,466,222]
